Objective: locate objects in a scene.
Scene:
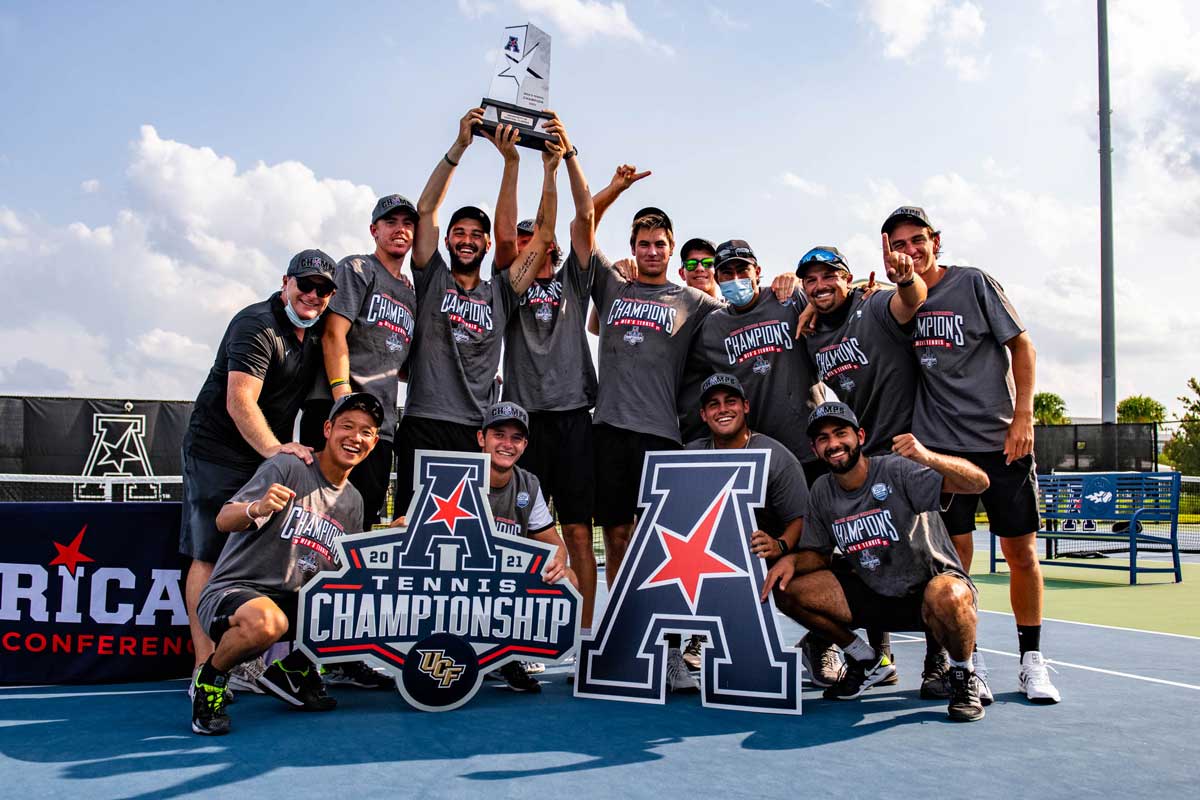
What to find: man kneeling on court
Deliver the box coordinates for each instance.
[761,402,991,722]
[190,392,384,735]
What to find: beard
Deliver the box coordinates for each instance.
[824,441,863,474]
[449,249,484,275]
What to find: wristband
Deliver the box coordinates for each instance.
[564,146,578,160]
[245,501,258,522]
[443,152,460,167]
[329,378,348,389]
[896,277,915,288]
[776,538,788,556]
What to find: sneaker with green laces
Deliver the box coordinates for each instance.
[191,665,231,735]
[257,655,337,711]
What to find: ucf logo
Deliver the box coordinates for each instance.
[417,649,466,688]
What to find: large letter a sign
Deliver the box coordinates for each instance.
[575,450,801,714]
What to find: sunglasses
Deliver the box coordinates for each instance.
[798,248,847,268]
[682,257,715,271]
[294,276,336,297]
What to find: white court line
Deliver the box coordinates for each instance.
[0,687,183,700]
[978,608,1200,641]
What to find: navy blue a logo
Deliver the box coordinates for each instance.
[505,35,520,53]
[298,451,580,711]
[574,450,801,714]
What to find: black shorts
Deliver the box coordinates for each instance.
[394,415,481,519]
[301,399,395,529]
[519,408,594,525]
[934,450,1040,537]
[198,585,296,645]
[179,451,256,563]
[830,557,976,632]
[592,423,680,528]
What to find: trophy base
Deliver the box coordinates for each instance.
[478,98,556,151]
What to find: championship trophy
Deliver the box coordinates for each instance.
[479,22,556,150]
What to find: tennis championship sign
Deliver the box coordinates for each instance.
[298,451,580,711]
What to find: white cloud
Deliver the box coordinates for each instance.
[862,0,988,80]
[708,5,749,30]
[777,171,828,197]
[516,0,674,55]
[81,179,101,193]
[457,0,497,19]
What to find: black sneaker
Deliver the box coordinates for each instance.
[258,656,338,711]
[323,661,395,690]
[920,648,951,700]
[799,634,844,688]
[947,666,985,722]
[493,661,542,693]
[191,665,231,736]
[822,652,895,700]
[876,651,899,686]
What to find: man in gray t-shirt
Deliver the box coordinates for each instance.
[762,402,990,722]
[884,205,1059,704]
[189,393,383,736]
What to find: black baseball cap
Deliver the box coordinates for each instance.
[448,205,492,236]
[806,402,861,437]
[881,205,935,235]
[371,194,419,224]
[633,206,673,231]
[516,218,536,235]
[329,392,385,428]
[796,245,851,276]
[483,402,529,436]
[679,237,717,259]
[286,249,337,282]
[714,239,757,270]
[699,373,747,404]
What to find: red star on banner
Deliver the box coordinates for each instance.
[640,486,745,613]
[427,477,475,533]
[50,524,95,576]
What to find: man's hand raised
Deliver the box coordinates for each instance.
[457,107,485,150]
[882,233,915,285]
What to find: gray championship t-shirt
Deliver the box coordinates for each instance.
[690,290,820,462]
[488,465,554,538]
[806,288,919,455]
[592,257,723,443]
[800,454,970,597]
[502,249,602,412]
[199,454,364,610]
[912,266,1024,452]
[319,253,418,439]
[405,251,519,427]
[685,432,810,537]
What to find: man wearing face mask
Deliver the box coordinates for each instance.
[180,249,337,679]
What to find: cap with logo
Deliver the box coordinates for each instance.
[806,402,861,437]
[679,237,717,260]
[328,391,386,427]
[448,205,492,236]
[633,206,673,231]
[713,239,758,270]
[371,194,419,225]
[699,372,747,404]
[796,245,851,276]
[483,402,529,436]
[881,205,935,236]
[286,249,337,282]
[516,218,536,235]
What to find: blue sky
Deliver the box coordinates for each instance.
[1,0,1197,418]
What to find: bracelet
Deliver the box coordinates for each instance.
[329,378,348,389]
[245,501,258,522]
[776,538,788,555]
[564,146,578,160]
[896,277,915,288]
[443,152,460,167]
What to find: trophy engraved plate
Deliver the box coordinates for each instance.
[479,22,556,150]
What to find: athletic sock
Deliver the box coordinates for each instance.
[580,628,592,639]
[925,631,942,657]
[843,636,875,663]
[868,629,892,658]
[197,657,228,685]
[947,655,972,669]
[1017,625,1041,656]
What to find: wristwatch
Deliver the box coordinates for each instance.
[564,145,578,160]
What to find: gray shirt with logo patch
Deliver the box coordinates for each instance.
[685,432,810,537]
[592,257,723,443]
[405,251,519,427]
[911,266,1025,452]
[200,454,363,613]
[800,454,970,598]
[806,288,918,455]
[690,290,820,462]
[488,464,554,538]
[502,249,602,412]
[318,253,418,440]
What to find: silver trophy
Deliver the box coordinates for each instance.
[479,22,555,151]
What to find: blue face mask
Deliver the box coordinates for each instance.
[284,294,322,329]
[719,278,755,307]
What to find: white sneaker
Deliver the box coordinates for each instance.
[666,647,700,693]
[1018,651,1061,704]
[521,661,546,675]
[971,650,994,706]
[228,656,267,694]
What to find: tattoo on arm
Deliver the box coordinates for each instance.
[512,248,539,289]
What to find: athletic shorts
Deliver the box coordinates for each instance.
[519,408,594,525]
[179,450,256,563]
[394,415,481,519]
[198,585,297,644]
[592,423,680,528]
[933,450,1040,538]
[830,557,976,632]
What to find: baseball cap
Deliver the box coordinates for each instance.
[286,249,337,282]
[881,205,935,236]
[679,237,717,259]
[483,402,529,436]
[806,402,861,437]
[516,218,536,235]
[713,239,758,270]
[633,206,673,231]
[699,372,747,404]
[328,392,385,428]
[371,194,419,224]
[448,205,492,236]
[796,246,851,276]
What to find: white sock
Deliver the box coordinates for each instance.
[843,636,875,662]
[580,628,592,638]
[947,655,971,669]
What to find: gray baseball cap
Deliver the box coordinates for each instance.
[806,402,861,437]
[371,194,419,224]
[329,392,385,427]
[699,372,747,404]
[881,205,935,235]
[483,402,529,436]
[516,218,537,235]
[286,249,336,281]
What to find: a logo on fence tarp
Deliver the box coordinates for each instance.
[297,451,580,711]
[78,414,157,501]
[1081,475,1117,518]
[574,450,801,714]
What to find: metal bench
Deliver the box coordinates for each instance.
[989,471,1183,584]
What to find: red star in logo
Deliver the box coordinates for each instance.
[50,524,95,576]
[640,485,745,613]
[427,477,475,533]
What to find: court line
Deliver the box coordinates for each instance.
[0,687,184,700]
[978,608,1200,640]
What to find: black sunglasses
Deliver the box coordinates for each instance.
[294,276,336,297]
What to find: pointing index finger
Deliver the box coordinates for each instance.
[882,232,892,254]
